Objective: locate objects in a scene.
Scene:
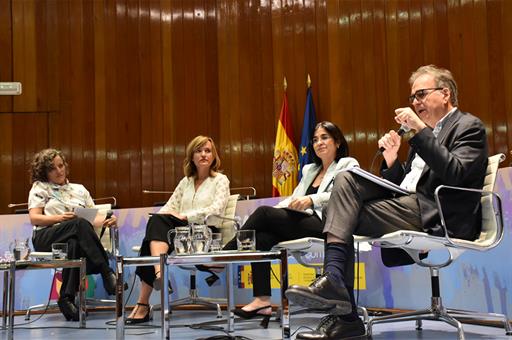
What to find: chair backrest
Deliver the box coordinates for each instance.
[7,202,29,214]
[216,194,239,245]
[474,153,505,247]
[230,186,257,200]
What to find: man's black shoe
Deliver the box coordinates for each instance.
[57,296,79,321]
[101,270,117,295]
[285,273,352,315]
[296,315,366,339]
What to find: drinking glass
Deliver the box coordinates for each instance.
[10,239,30,261]
[191,225,212,254]
[236,230,256,251]
[51,243,68,260]
[210,233,223,252]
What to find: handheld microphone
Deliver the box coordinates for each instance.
[379,124,410,153]
[99,210,113,240]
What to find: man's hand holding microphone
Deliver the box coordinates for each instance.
[378,107,427,167]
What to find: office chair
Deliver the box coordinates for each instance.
[353,153,511,339]
[168,194,240,318]
[20,197,119,319]
[132,193,242,317]
[81,198,121,308]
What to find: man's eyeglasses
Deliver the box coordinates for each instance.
[408,87,443,104]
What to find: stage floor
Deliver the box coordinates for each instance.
[2,308,511,339]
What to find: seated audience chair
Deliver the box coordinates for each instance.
[353,153,511,339]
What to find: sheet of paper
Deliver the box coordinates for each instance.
[347,166,412,196]
[74,207,98,224]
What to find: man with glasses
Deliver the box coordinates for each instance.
[286,65,488,339]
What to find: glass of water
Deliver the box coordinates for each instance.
[236,230,256,252]
[210,233,222,252]
[3,251,14,262]
[191,225,211,254]
[51,243,68,260]
[169,226,191,255]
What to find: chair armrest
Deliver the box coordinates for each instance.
[204,214,241,231]
[142,190,173,195]
[274,237,324,253]
[434,185,504,251]
[230,186,257,200]
[93,196,117,208]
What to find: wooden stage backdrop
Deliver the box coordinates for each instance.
[1,0,511,213]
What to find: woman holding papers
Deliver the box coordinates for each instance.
[126,135,230,324]
[28,148,118,322]
[224,121,358,327]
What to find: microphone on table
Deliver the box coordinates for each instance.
[378,124,411,153]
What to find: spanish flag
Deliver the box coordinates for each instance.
[272,81,298,197]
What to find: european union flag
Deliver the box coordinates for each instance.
[298,86,317,180]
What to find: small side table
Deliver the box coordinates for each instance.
[1,258,87,340]
[115,254,167,340]
[114,250,289,340]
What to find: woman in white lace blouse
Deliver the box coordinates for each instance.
[127,135,230,324]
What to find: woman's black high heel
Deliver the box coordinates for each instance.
[125,302,153,324]
[232,305,272,329]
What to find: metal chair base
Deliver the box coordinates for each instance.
[25,302,58,320]
[24,298,116,320]
[368,297,512,340]
[170,289,223,318]
[278,305,369,324]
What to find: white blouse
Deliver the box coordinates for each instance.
[28,181,95,216]
[158,173,230,224]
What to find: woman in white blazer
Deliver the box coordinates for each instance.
[225,121,359,327]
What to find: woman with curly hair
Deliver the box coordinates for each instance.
[28,148,118,321]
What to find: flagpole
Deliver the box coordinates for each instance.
[298,74,317,181]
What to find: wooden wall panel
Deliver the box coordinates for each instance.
[11,0,36,112]
[0,0,13,112]
[93,0,107,199]
[486,0,507,156]
[218,0,240,190]
[0,114,13,212]
[503,0,512,162]
[160,0,175,196]
[9,113,49,206]
[1,0,512,213]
